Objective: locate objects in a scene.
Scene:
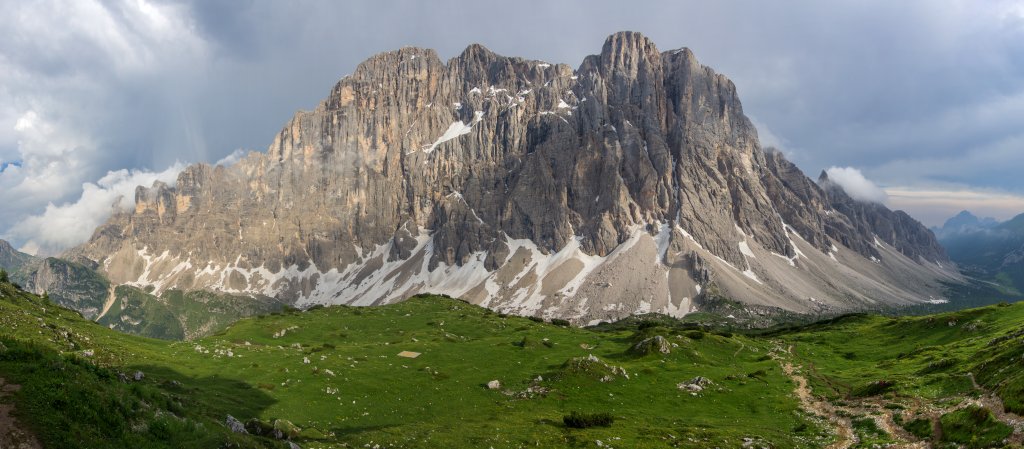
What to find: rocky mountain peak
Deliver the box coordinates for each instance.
[599,31,662,76]
[66,33,960,323]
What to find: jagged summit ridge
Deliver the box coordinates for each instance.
[68,32,959,323]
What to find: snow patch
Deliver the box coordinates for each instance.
[738,241,755,258]
[742,269,762,284]
[420,111,484,153]
[654,222,672,264]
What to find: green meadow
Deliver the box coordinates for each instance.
[2,276,1023,448]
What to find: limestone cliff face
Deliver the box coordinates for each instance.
[68,32,959,322]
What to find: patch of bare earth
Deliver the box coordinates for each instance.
[0,377,42,449]
[781,360,855,449]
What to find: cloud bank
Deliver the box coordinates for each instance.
[825,167,889,204]
[886,186,1024,227]
[9,164,184,256]
[2,0,1024,251]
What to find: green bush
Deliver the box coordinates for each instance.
[637,320,660,330]
[850,380,895,398]
[550,318,571,327]
[527,316,544,323]
[940,406,1012,448]
[917,358,956,374]
[563,411,614,428]
[900,417,933,439]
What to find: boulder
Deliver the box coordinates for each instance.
[630,335,672,355]
[226,415,247,434]
[273,419,301,440]
[677,376,713,393]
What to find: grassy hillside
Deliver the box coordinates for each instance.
[0,279,288,448]
[774,303,1024,447]
[3,274,1024,447]
[97,286,286,340]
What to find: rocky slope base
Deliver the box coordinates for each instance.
[0,239,284,340]
[68,32,959,322]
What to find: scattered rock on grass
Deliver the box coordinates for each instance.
[677,376,713,393]
[487,380,501,390]
[630,335,672,355]
[226,415,247,434]
[273,419,301,439]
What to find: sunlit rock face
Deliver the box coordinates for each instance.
[68,32,959,323]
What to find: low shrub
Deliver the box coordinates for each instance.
[900,417,932,439]
[917,358,956,374]
[940,406,1012,448]
[850,380,895,398]
[563,411,614,428]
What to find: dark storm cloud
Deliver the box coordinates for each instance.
[3,0,1024,253]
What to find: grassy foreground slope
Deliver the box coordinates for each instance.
[775,303,1024,447]
[0,280,825,448]
[173,298,820,449]
[4,272,1024,448]
[0,280,288,448]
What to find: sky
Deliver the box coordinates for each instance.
[2,0,1024,254]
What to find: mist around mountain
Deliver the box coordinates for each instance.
[936,210,1024,293]
[932,210,1001,239]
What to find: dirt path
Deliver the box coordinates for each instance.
[781,361,856,449]
[776,345,1024,449]
[966,372,1024,443]
[0,377,42,449]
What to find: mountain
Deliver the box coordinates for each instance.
[0,239,282,339]
[66,32,958,322]
[3,279,1024,447]
[0,239,37,280]
[938,211,1024,293]
[932,210,999,239]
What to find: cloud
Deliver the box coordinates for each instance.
[2,0,1024,247]
[8,163,185,256]
[0,0,210,247]
[825,167,889,204]
[214,149,248,167]
[886,186,1024,227]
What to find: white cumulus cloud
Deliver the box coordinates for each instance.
[825,166,889,204]
[8,163,185,256]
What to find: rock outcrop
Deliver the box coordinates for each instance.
[66,32,960,323]
[0,240,35,276]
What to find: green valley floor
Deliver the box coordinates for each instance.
[1,279,1023,448]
